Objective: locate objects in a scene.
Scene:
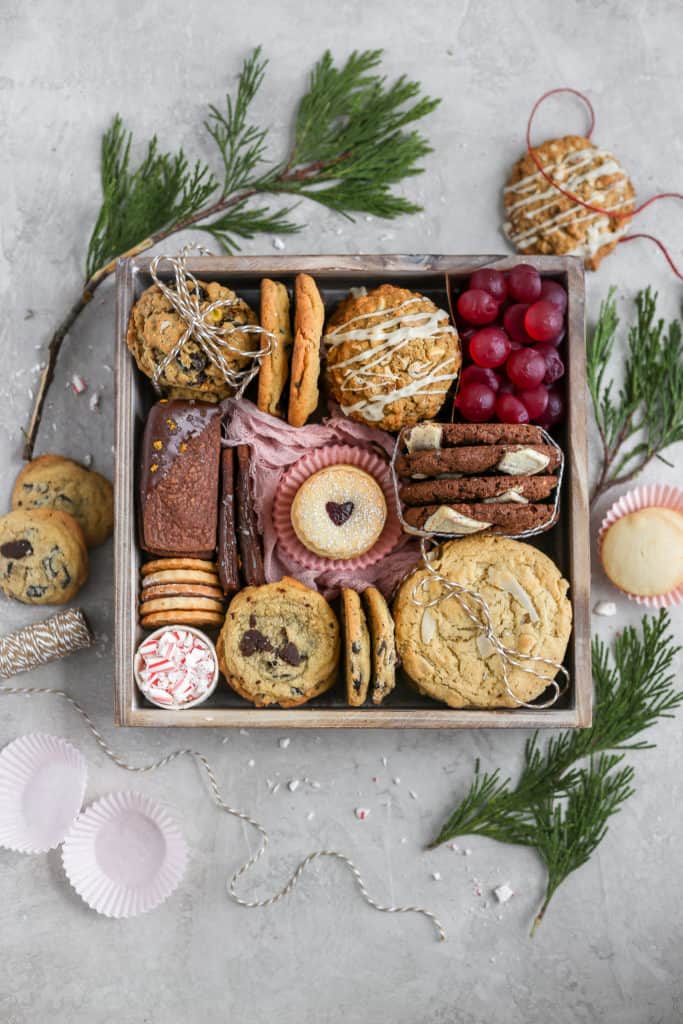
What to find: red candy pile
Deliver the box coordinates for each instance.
[453,265,566,427]
[136,627,217,708]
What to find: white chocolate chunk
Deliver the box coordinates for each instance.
[405,422,443,453]
[424,506,491,535]
[420,608,438,644]
[497,448,550,476]
[488,568,540,623]
[482,487,529,505]
[348,286,368,298]
[476,633,496,658]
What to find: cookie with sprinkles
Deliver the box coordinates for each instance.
[502,135,635,270]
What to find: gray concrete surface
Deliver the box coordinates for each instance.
[1,1,682,1021]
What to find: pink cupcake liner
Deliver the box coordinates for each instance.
[62,791,188,919]
[273,444,403,572]
[0,734,87,854]
[598,483,683,607]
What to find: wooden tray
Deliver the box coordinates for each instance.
[114,254,590,729]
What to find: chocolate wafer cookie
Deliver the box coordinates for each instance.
[396,445,560,479]
[400,474,558,506]
[404,503,558,535]
[403,421,546,451]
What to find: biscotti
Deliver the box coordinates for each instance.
[139,399,222,558]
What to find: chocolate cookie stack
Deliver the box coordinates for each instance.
[396,422,561,536]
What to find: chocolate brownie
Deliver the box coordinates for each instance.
[396,445,560,479]
[400,474,558,506]
[404,503,558,535]
[139,399,221,558]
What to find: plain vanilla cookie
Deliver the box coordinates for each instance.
[393,535,572,708]
[600,507,683,597]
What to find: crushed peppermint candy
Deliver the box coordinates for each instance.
[89,391,100,412]
[287,779,300,792]
[431,872,441,881]
[70,374,87,395]
[279,737,290,749]
[135,627,217,708]
[493,883,514,904]
[354,807,370,820]
[593,600,617,617]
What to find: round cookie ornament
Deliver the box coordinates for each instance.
[324,284,461,431]
[393,536,572,708]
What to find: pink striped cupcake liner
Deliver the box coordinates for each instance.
[598,483,683,607]
[273,444,404,572]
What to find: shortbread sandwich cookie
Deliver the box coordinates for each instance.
[141,583,225,601]
[139,596,226,615]
[341,588,371,707]
[141,558,218,576]
[362,586,397,705]
[141,569,221,589]
[141,609,226,629]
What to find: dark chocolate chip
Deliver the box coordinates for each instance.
[0,540,33,559]
[353,677,362,692]
[249,614,257,628]
[325,501,354,526]
[278,642,301,667]
[378,640,387,655]
[26,585,47,598]
[351,641,361,654]
[239,629,273,657]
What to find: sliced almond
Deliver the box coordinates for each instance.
[482,487,529,505]
[424,506,491,535]
[488,567,539,623]
[405,422,443,453]
[496,448,550,476]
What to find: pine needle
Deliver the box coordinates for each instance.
[429,611,682,931]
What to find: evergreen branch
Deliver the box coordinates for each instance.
[588,288,683,504]
[429,611,682,931]
[24,47,441,459]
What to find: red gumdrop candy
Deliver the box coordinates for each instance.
[536,387,565,428]
[503,303,534,344]
[496,393,530,424]
[469,268,508,303]
[507,264,542,303]
[540,279,568,313]
[457,289,500,326]
[460,365,501,392]
[469,327,511,369]
[516,384,549,420]
[454,382,497,421]
[506,348,546,389]
[534,344,565,385]
[525,300,564,343]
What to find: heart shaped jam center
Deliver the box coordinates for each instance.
[325,501,354,526]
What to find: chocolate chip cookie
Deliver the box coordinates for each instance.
[217,577,340,707]
[362,586,397,705]
[341,588,371,707]
[127,281,258,401]
[393,536,571,708]
[0,509,88,605]
[12,455,113,547]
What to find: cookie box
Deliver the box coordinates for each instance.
[114,254,590,728]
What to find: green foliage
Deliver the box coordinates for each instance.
[86,115,216,278]
[588,288,683,501]
[202,199,301,254]
[430,611,682,931]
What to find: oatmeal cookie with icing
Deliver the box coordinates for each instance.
[393,536,571,708]
[502,135,635,271]
[324,285,461,432]
[12,455,113,547]
[217,577,340,707]
[127,280,258,401]
[0,508,88,605]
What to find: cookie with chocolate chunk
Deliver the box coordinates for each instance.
[217,577,340,707]
[0,508,88,605]
[341,588,371,707]
[12,455,113,547]
[362,586,397,705]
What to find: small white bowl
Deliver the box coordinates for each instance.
[134,625,220,710]
[0,734,87,853]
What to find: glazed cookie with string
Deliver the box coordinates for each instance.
[324,285,461,432]
[503,135,635,270]
[127,279,258,401]
[393,536,571,708]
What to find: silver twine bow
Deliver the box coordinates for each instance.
[149,244,276,395]
[413,538,569,709]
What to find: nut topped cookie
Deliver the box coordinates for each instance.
[503,135,635,270]
[324,285,461,432]
[127,280,258,401]
[12,454,113,547]
[217,577,340,707]
[0,508,88,605]
[393,536,571,708]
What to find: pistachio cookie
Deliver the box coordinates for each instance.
[217,577,340,707]
[126,280,258,401]
[341,588,371,707]
[0,508,88,605]
[393,536,571,708]
[12,455,113,547]
[502,135,635,271]
[324,284,461,432]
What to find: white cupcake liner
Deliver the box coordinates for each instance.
[62,791,188,918]
[0,734,87,854]
[598,483,683,607]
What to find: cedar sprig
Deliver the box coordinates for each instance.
[429,610,682,932]
[588,287,683,504]
[25,47,440,458]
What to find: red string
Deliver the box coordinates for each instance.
[525,87,682,279]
